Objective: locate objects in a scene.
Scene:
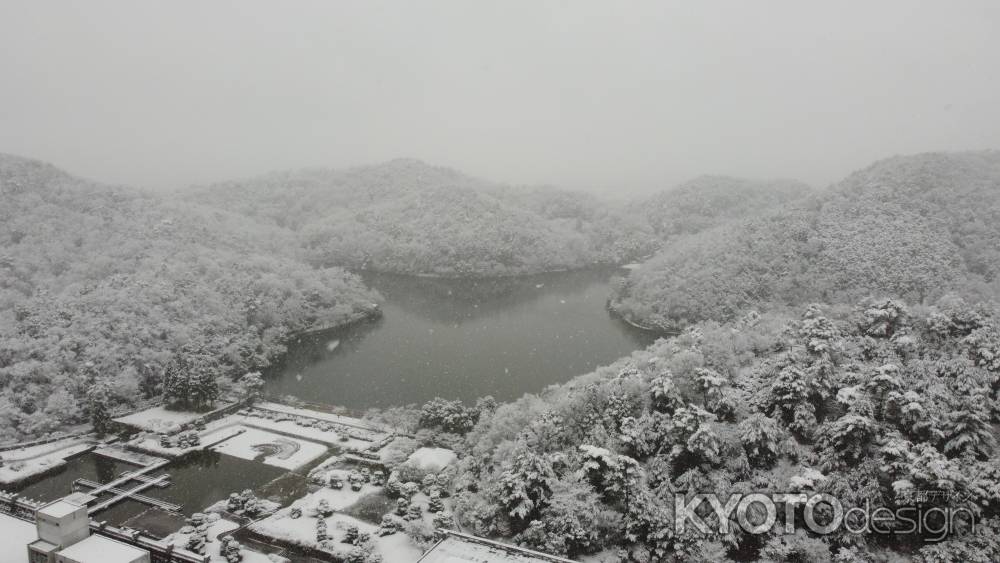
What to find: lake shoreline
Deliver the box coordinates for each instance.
[605,299,678,336]
[338,262,638,281]
[287,304,382,340]
[262,268,659,409]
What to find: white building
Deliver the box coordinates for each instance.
[26,493,149,563]
[418,530,577,563]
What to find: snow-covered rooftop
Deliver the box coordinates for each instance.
[0,513,36,563]
[55,534,149,563]
[114,405,204,433]
[38,499,84,518]
[418,532,576,563]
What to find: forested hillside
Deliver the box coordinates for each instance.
[188,159,659,276]
[0,154,379,441]
[634,175,811,239]
[610,151,1000,332]
[386,297,1000,561]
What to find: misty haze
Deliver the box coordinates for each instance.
[1,2,1000,563]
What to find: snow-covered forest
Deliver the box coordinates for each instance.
[5,2,1000,561]
[375,296,1000,561]
[187,159,660,276]
[0,154,379,441]
[3,150,1000,561]
[610,152,1000,332]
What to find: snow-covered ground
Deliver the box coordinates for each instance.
[128,422,245,458]
[252,502,422,562]
[211,427,327,470]
[256,402,386,434]
[0,513,35,563]
[163,514,282,563]
[92,445,164,466]
[240,415,373,451]
[0,438,93,485]
[251,479,436,563]
[115,406,206,433]
[421,534,571,563]
[125,403,391,460]
[405,447,456,472]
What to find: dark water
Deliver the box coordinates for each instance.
[264,269,657,408]
[13,451,298,533]
[13,453,134,505]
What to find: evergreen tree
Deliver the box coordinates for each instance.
[163,355,190,407]
[316,517,328,542]
[428,490,444,513]
[238,371,265,403]
[86,381,112,436]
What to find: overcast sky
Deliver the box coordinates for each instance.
[1,1,998,194]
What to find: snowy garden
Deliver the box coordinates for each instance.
[106,401,454,562]
[247,442,459,562]
[0,437,93,485]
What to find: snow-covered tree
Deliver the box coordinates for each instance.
[494,448,557,526]
[86,380,113,436]
[578,445,642,504]
[316,517,328,542]
[238,371,265,403]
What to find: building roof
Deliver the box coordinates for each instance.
[418,531,577,563]
[0,512,38,562]
[38,499,85,518]
[38,492,94,519]
[55,534,148,563]
[27,538,60,553]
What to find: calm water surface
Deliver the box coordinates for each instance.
[13,451,298,533]
[264,269,657,408]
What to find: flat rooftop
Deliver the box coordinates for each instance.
[55,534,148,563]
[0,513,37,563]
[38,499,84,518]
[418,532,576,563]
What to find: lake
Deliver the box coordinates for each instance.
[263,268,658,409]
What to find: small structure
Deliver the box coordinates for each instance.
[417,530,577,563]
[28,494,94,558]
[26,493,150,563]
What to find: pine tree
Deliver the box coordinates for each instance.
[316,517,328,542]
[163,356,190,407]
[421,473,437,492]
[188,368,219,409]
[185,514,209,554]
[432,512,454,530]
[227,492,242,512]
[427,491,444,513]
[220,536,243,563]
[164,344,221,409]
[739,413,785,468]
[378,514,400,536]
[86,381,112,436]
[238,372,265,403]
[405,503,422,521]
